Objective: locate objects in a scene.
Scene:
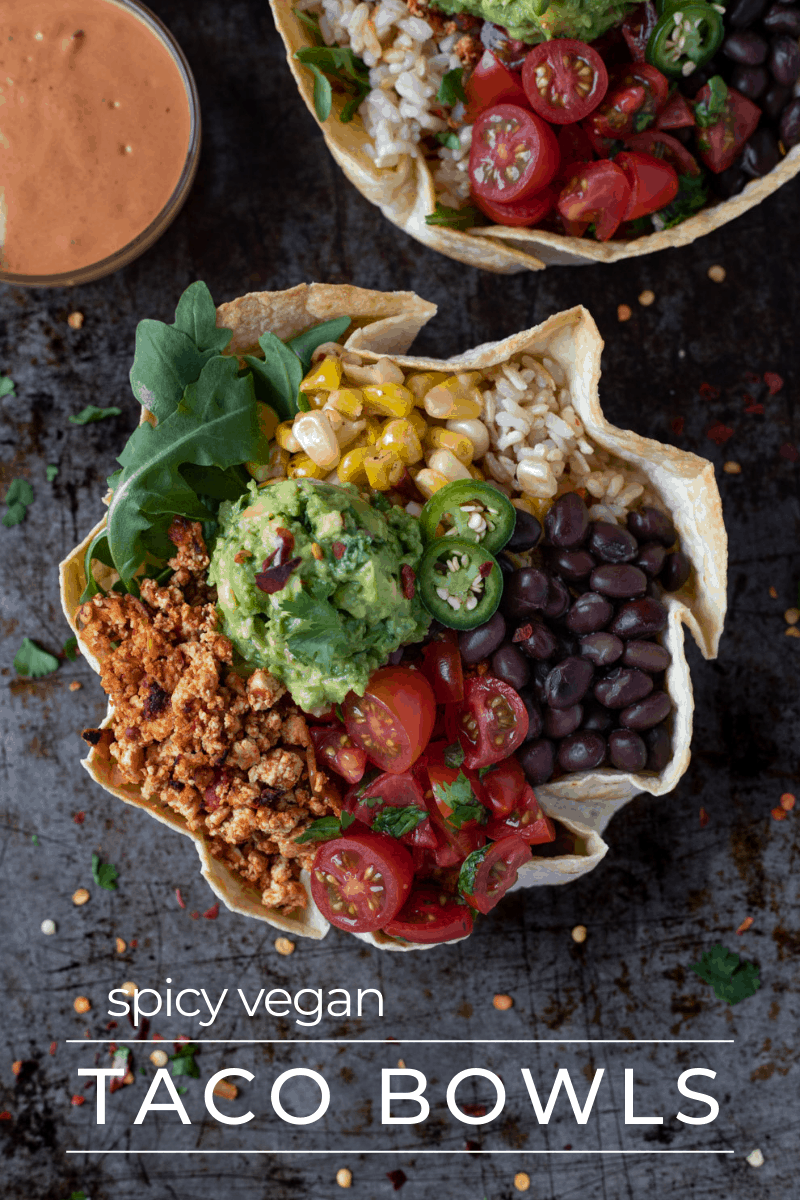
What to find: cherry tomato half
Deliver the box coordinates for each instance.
[311,832,415,932]
[473,184,555,227]
[420,637,464,705]
[343,666,436,775]
[423,742,487,830]
[611,62,670,122]
[556,124,595,181]
[383,884,475,944]
[447,675,529,770]
[309,724,367,785]
[656,90,695,130]
[465,49,529,122]
[622,2,659,62]
[558,159,633,242]
[588,84,646,143]
[692,84,760,174]
[484,784,557,845]
[616,149,679,220]
[522,38,608,125]
[480,755,527,819]
[469,103,560,205]
[624,129,701,176]
[343,770,437,850]
[458,836,532,914]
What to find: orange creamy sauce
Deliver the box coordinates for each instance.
[0,0,192,276]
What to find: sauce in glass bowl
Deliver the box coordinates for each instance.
[0,0,200,284]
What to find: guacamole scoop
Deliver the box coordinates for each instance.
[432,0,636,44]
[209,479,431,712]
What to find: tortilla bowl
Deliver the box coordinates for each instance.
[60,283,727,948]
[271,0,800,273]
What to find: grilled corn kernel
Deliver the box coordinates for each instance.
[258,403,279,442]
[250,442,288,483]
[406,407,428,439]
[325,388,363,419]
[424,374,483,420]
[413,467,451,499]
[276,420,302,453]
[446,417,490,459]
[362,382,415,419]
[424,427,474,465]
[364,450,405,492]
[406,371,448,404]
[288,453,328,480]
[300,356,342,393]
[338,447,371,486]
[363,417,383,445]
[426,447,473,482]
[293,411,341,469]
[327,412,366,449]
[379,419,423,465]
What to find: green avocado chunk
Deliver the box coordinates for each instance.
[431,0,637,45]
[209,479,430,712]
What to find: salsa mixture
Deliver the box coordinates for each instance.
[77,283,691,945]
[292,0,800,240]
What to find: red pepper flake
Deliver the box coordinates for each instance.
[743,371,761,388]
[512,624,533,643]
[70,1095,85,1106]
[73,811,85,825]
[706,423,734,446]
[175,888,186,909]
[671,417,685,436]
[743,401,765,415]
[0,1112,11,1121]
[460,1103,486,1117]
[465,1140,480,1152]
[699,806,709,827]
[387,1169,408,1190]
[779,443,799,462]
[401,564,415,600]
[203,903,219,920]
[764,372,784,395]
[49,1042,57,1056]
[736,916,754,935]
[780,792,796,811]
[771,806,788,821]
[153,1032,165,1041]
[699,382,721,401]
[191,910,200,919]
[479,561,493,579]
[332,541,345,560]
[105,1021,118,1032]
[129,939,137,949]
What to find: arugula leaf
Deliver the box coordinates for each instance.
[63,636,79,662]
[694,76,728,128]
[372,805,427,838]
[655,172,709,231]
[425,203,478,231]
[294,46,370,124]
[435,130,461,150]
[244,331,304,423]
[287,318,352,372]
[690,944,760,1005]
[433,770,487,829]
[91,852,119,891]
[69,405,122,426]
[437,68,466,107]
[443,741,465,769]
[294,813,354,844]
[282,588,352,675]
[170,1043,200,1079]
[79,529,116,603]
[46,464,59,483]
[14,638,59,678]
[173,280,232,354]
[0,375,15,398]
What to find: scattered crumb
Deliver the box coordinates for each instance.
[723,461,741,475]
[699,806,710,827]
[275,937,295,956]
[769,586,778,599]
[780,793,795,810]
[678,349,686,359]
[150,1049,168,1068]
[71,1094,86,1106]
[736,917,754,935]
[514,1172,531,1192]
[40,919,56,936]
[617,304,632,322]
[73,812,85,825]
[493,994,513,1011]
[69,681,82,692]
[785,627,800,639]
[213,1079,239,1101]
[67,311,84,330]
[115,937,126,954]
[11,1062,22,1077]
[72,888,90,906]
[784,608,799,626]
[707,265,726,283]
[73,996,91,1014]
[771,806,788,820]
[572,924,587,944]
[49,1042,57,1056]
[638,290,655,307]
[746,1148,764,1168]
[336,1167,353,1188]
[397,1058,406,1069]
[120,981,138,997]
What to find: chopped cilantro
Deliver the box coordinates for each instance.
[633,112,655,132]
[294,46,370,123]
[435,130,461,150]
[371,805,427,838]
[437,68,467,107]
[46,465,59,483]
[13,637,59,678]
[433,770,486,830]
[0,376,15,399]
[62,636,79,662]
[690,944,761,1004]
[655,172,709,231]
[282,589,353,675]
[694,76,728,128]
[91,852,119,891]
[294,813,354,844]
[170,1043,200,1079]
[69,405,122,425]
[293,7,323,42]
[3,478,34,527]
[457,843,489,896]
[425,202,478,231]
[31,834,40,847]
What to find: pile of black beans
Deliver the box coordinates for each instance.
[458,493,691,787]
[678,0,800,198]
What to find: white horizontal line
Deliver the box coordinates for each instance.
[66,1150,735,1156]
[65,1039,736,1045]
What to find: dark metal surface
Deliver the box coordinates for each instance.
[1,3,798,1197]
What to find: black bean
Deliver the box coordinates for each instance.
[554,633,580,661]
[610,598,669,639]
[496,552,516,578]
[763,81,791,120]
[516,618,559,661]
[713,165,748,198]
[588,521,638,563]
[544,492,589,548]
[729,0,769,24]
[764,2,800,33]
[544,656,594,709]
[620,691,672,730]
[506,507,543,552]
[519,738,556,785]
[594,668,653,709]
[558,732,607,773]
[580,631,624,667]
[636,542,667,577]
[622,641,671,673]
[459,611,506,664]
[769,33,800,84]
[565,592,614,635]
[731,64,769,100]
[608,730,648,772]
[590,563,648,599]
[645,724,672,771]
[541,575,571,619]
[502,568,550,619]
[491,643,531,691]
[741,126,782,176]
[545,548,596,581]
[626,506,676,547]
[779,97,800,148]
[723,30,768,64]
[544,704,584,739]
[582,702,615,733]
[529,660,552,706]
[660,551,691,592]
[518,690,544,741]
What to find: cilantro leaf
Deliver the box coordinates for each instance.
[287,318,352,372]
[294,815,348,844]
[63,636,79,662]
[294,8,323,42]
[170,1043,200,1079]
[435,130,461,150]
[3,478,34,526]
[694,76,728,128]
[654,172,709,231]
[14,638,59,678]
[282,589,352,675]
[633,111,655,132]
[690,944,761,1005]
[437,68,466,107]
[2,503,26,528]
[69,405,122,426]
[425,203,478,231]
[0,375,15,398]
[294,46,370,124]
[91,852,119,891]
[305,62,333,122]
[46,464,59,483]
[457,844,489,897]
[433,770,487,830]
[372,805,427,838]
